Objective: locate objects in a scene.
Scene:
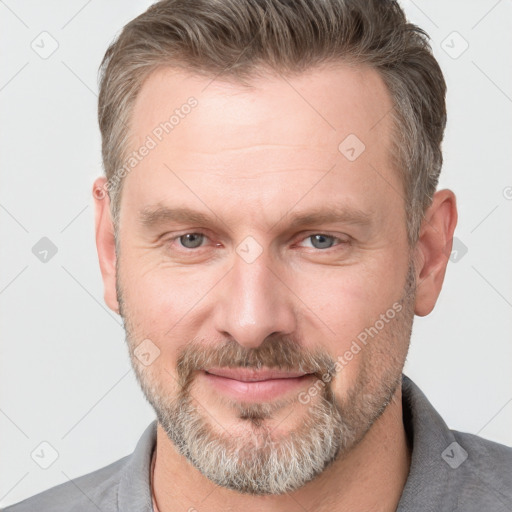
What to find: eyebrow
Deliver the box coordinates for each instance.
[138,205,373,232]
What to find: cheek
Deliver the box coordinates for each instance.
[119,255,226,377]
[289,256,409,384]
[293,262,404,338]
[120,253,216,326]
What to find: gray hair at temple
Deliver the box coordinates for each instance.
[97,0,446,245]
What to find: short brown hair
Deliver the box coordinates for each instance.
[98,0,446,244]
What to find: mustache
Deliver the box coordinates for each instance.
[175,335,336,391]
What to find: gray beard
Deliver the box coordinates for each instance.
[121,260,416,495]
[157,378,347,495]
[131,345,403,495]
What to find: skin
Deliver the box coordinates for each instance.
[93,63,457,511]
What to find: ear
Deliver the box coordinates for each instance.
[413,189,458,317]
[92,177,120,314]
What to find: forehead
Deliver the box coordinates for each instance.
[130,62,394,155]
[122,63,402,230]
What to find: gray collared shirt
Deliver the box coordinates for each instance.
[4,375,512,511]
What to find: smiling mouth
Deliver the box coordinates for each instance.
[202,367,315,401]
[205,367,309,381]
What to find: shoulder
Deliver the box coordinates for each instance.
[399,375,512,511]
[1,455,130,512]
[2,420,157,512]
[449,429,512,509]
[453,428,512,470]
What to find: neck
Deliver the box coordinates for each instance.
[152,386,411,512]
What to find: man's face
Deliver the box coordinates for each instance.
[115,64,416,494]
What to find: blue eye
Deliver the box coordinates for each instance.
[167,232,348,254]
[178,233,205,249]
[298,234,344,250]
[308,234,336,249]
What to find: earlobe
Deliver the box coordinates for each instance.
[92,177,120,314]
[413,189,458,317]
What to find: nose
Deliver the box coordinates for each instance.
[213,250,297,349]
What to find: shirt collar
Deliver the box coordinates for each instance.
[397,375,458,511]
[117,418,157,512]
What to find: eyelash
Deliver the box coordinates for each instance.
[165,231,351,252]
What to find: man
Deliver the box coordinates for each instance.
[5,0,511,511]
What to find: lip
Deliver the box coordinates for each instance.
[201,367,314,401]
[205,367,308,381]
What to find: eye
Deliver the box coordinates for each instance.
[166,232,348,253]
[298,234,348,250]
[178,233,206,249]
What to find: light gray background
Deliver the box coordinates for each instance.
[1,0,511,507]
